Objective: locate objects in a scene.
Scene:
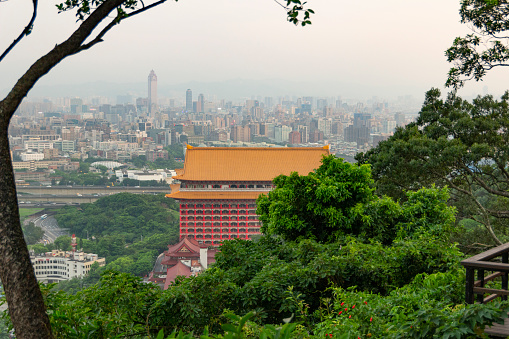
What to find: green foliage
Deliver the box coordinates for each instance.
[130,154,184,170]
[39,193,180,281]
[139,231,461,333]
[357,89,509,246]
[121,178,169,186]
[79,162,90,173]
[257,155,374,242]
[22,222,45,245]
[56,169,110,186]
[312,271,509,339]
[446,0,509,88]
[258,155,457,246]
[18,208,43,218]
[165,143,185,160]
[285,0,314,26]
[54,235,72,251]
[45,271,162,338]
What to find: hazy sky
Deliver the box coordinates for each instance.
[0,0,507,100]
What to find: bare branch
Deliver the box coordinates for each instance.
[0,0,38,63]
[127,0,166,18]
[462,164,509,198]
[78,0,167,53]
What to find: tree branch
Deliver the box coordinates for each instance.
[0,0,38,63]
[463,164,509,198]
[77,0,167,52]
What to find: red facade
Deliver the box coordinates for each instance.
[179,199,261,246]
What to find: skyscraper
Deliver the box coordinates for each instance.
[197,93,205,113]
[186,89,193,112]
[148,70,157,115]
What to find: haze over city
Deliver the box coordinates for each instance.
[1,0,508,101]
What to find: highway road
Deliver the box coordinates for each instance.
[33,215,68,243]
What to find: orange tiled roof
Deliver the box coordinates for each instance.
[169,183,181,194]
[175,146,329,181]
[166,191,269,200]
[174,168,184,177]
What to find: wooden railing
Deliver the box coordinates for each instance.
[461,243,509,304]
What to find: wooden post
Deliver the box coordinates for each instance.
[466,267,475,304]
[503,253,508,301]
[477,269,485,304]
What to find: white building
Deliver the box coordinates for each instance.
[20,152,44,161]
[30,250,105,283]
[24,140,53,152]
[115,169,176,184]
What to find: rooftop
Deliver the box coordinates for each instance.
[175,146,329,181]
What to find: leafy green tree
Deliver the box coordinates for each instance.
[446,0,509,88]
[257,155,374,242]
[53,236,72,251]
[78,162,90,174]
[357,89,509,245]
[22,222,45,245]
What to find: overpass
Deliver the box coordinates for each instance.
[16,184,179,205]
[19,195,101,204]
[16,185,175,195]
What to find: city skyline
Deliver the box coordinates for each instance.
[1,1,508,101]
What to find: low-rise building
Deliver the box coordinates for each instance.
[147,237,217,289]
[20,152,44,161]
[30,250,105,283]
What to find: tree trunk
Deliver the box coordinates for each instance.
[0,104,53,338]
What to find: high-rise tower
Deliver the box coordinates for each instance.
[197,93,205,113]
[148,70,157,115]
[186,89,193,112]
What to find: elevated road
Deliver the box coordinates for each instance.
[16,184,179,205]
[16,185,174,195]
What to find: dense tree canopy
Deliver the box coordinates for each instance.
[258,155,457,245]
[257,156,374,242]
[447,0,509,88]
[357,89,509,246]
